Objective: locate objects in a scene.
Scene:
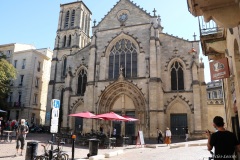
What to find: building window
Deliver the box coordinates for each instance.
[108,39,138,79]
[212,91,217,99]
[6,50,11,58]
[71,10,75,27]
[19,75,24,86]
[62,57,67,76]
[14,60,17,68]
[18,92,22,103]
[171,61,184,90]
[218,90,222,98]
[64,11,70,28]
[68,35,71,47]
[207,92,211,99]
[77,69,87,96]
[8,92,13,102]
[22,59,26,69]
[37,61,41,72]
[34,94,38,104]
[35,78,39,88]
[63,36,66,47]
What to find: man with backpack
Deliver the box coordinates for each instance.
[15,119,29,156]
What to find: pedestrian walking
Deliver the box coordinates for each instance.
[157,128,163,144]
[164,127,171,146]
[207,116,240,160]
[15,119,29,156]
[185,126,189,141]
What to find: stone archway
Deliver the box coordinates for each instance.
[165,98,193,136]
[97,77,147,135]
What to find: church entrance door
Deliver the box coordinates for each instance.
[125,111,135,136]
[75,117,83,133]
[170,114,187,136]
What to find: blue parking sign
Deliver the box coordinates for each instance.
[51,99,60,109]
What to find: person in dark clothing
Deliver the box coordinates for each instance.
[185,126,189,141]
[16,119,29,156]
[207,116,240,160]
[157,128,163,144]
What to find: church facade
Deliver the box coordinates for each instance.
[46,0,208,138]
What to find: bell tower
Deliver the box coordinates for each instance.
[54,1,91,51]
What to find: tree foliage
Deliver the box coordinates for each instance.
[0,57,17,98]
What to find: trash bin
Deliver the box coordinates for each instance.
[25,141,38,160]
[87,139,100,157]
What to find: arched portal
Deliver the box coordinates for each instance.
[166,98,193,136]
[97,78,146,136]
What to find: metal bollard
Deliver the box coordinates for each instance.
[49,150,53,160]
[72,134,76,160]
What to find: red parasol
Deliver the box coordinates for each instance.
[68,111,96,118]
[93,112,127,137]
[122,115,139,121]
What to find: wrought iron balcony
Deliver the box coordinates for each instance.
[13,102,24,108]
[198,16,226,60]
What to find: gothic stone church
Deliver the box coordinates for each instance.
[47,0,208,138]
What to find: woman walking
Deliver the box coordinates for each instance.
[164,127,172,146]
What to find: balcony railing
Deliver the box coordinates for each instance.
[13,102,24,108]
[198,16,224,36]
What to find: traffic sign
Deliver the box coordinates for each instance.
[52,108,59,118]
[51,118,59,126]
[51,99,60,109]
[50,125,58,133]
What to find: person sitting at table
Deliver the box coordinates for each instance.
[15,119,29,156]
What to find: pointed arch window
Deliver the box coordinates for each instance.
[71,10,75,27]
[65,11,70,28]
[63,36,66,47]
[62,57,67,76]
[68,35,71,47]
[171,61,184,90]
[108,39,138,79]
[77,69,87,96]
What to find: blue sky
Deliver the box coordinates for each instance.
[0,0,210,82]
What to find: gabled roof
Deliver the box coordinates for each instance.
[95,0,152,27]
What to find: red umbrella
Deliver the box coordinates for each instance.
[93,112,127,121]
[122,115,139,121]
[93,112,127,137]
[69,111,96,118]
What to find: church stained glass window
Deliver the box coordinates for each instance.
[108,39,137,79]
[171,61,184,90]
[77,69,87,96]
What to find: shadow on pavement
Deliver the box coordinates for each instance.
[0,155,15,159]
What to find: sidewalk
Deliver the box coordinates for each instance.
[0,133,208,160]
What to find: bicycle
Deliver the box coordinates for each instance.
[34,138,69,160]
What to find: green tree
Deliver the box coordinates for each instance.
[0,56,17,109]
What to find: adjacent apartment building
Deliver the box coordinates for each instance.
[187,0,240,139]
[206,80,225,131]
[0,43,53,125]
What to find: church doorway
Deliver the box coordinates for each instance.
[170,114,187,136]
[125,111,135,136]
[75,117,83,133]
